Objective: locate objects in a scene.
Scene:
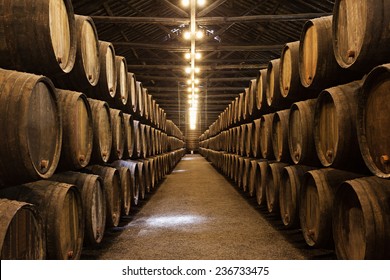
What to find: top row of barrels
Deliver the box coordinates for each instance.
[0,0,169,128]
[202,0,390,137]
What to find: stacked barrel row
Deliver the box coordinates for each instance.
[200,0,390,260]
[0,0,185,260]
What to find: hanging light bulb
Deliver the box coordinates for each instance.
[195,67,200,73]
[185,67,191,74]
[187,87,192,92]
[194,79,200,84]
[184,52,191,60]
[183,31,191,40]
[195,52,202,60]
[198,0,206,7]
[196,30,204,39]
[182,0,190,7]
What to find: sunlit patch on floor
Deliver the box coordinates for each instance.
[172,169,187,173]
[145,215,207,228]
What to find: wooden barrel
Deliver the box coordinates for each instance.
[152,99,158,127]
[267,59,291,109]
[109,108,125,161]
[300,168,363,248]
[255,160,272,206]
[233,97,239,124]
[260,113,275,159]
[231,154,239,182]
[136,81,145,118]
[247,79,258,117]
[122,113,135,159]
[280,41,316,101]
[332,0,390,73]
[50,171,106,246]
[288,99,320,166]
[266,162,289,214]
[0,199,45,260]
[57,89,93,170]
[0,0,76,76]
[271,109,290,162]
[139,124,148,158]
[0,69,62,187]
[299,16,353,90]
[239,124,246,156]
[357,64,390,178]
[314,80,367,172]
[333,176,390,260]
[234,126,241,154]
[150,127,156,156]
[110,56,128,111]
[143,88,150,121]
[256,69,268,113]
[128,72,138,114]
[0,181,84,260]
[139,159,152,193]
[88,40,116,101]
[279,165,315,229]
[137,160,147,200]
[114,167,131,216]
[248,159,260,197]
[113,160,140,206]
[242,158,253,192]
[54,15,100,90]
[86,165,121,228]
[244,123,253,157]
[251,119,261,158]
[237,157,245,187]
[147,157,156,189]
[87,99,112,164]
[147,94,154,123]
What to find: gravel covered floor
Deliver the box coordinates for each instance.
[82,154,334,260]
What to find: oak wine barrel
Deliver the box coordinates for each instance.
[0,0,76,76]
[0,69,62,186]
[112,160,140,206]
[314,80,367,172]
[109,108,125,161]
[266,162,289,214]
[260,113,275,159]
[267,59,291,110]
[0,199,45,260]
[271,109,290,162]
[333,176,390,259]
[357,64,390,178]
[279,165,315,229]
[88,40,116,101]
[50,171,106,246]
[56,89,93,170]
[300,168,363,248]
[87,99,112,164]
[255,69,269,113]
[280,41,316,101]
[54,15,100,90]
[299,16,354,90]
[288,99,320,166]
[332,0,390,73]
[122,113,135,159]
[86,165,121,228]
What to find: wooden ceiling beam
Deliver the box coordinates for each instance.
[115,42,283,51]
[148,86,244,91]
[136,75,256,82]
[91,13,331,25]
[128,64,264,70]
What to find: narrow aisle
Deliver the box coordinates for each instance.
[94,155,322,260]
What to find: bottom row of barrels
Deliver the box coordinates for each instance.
[0,149,186,260]
[200,148,390,260]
